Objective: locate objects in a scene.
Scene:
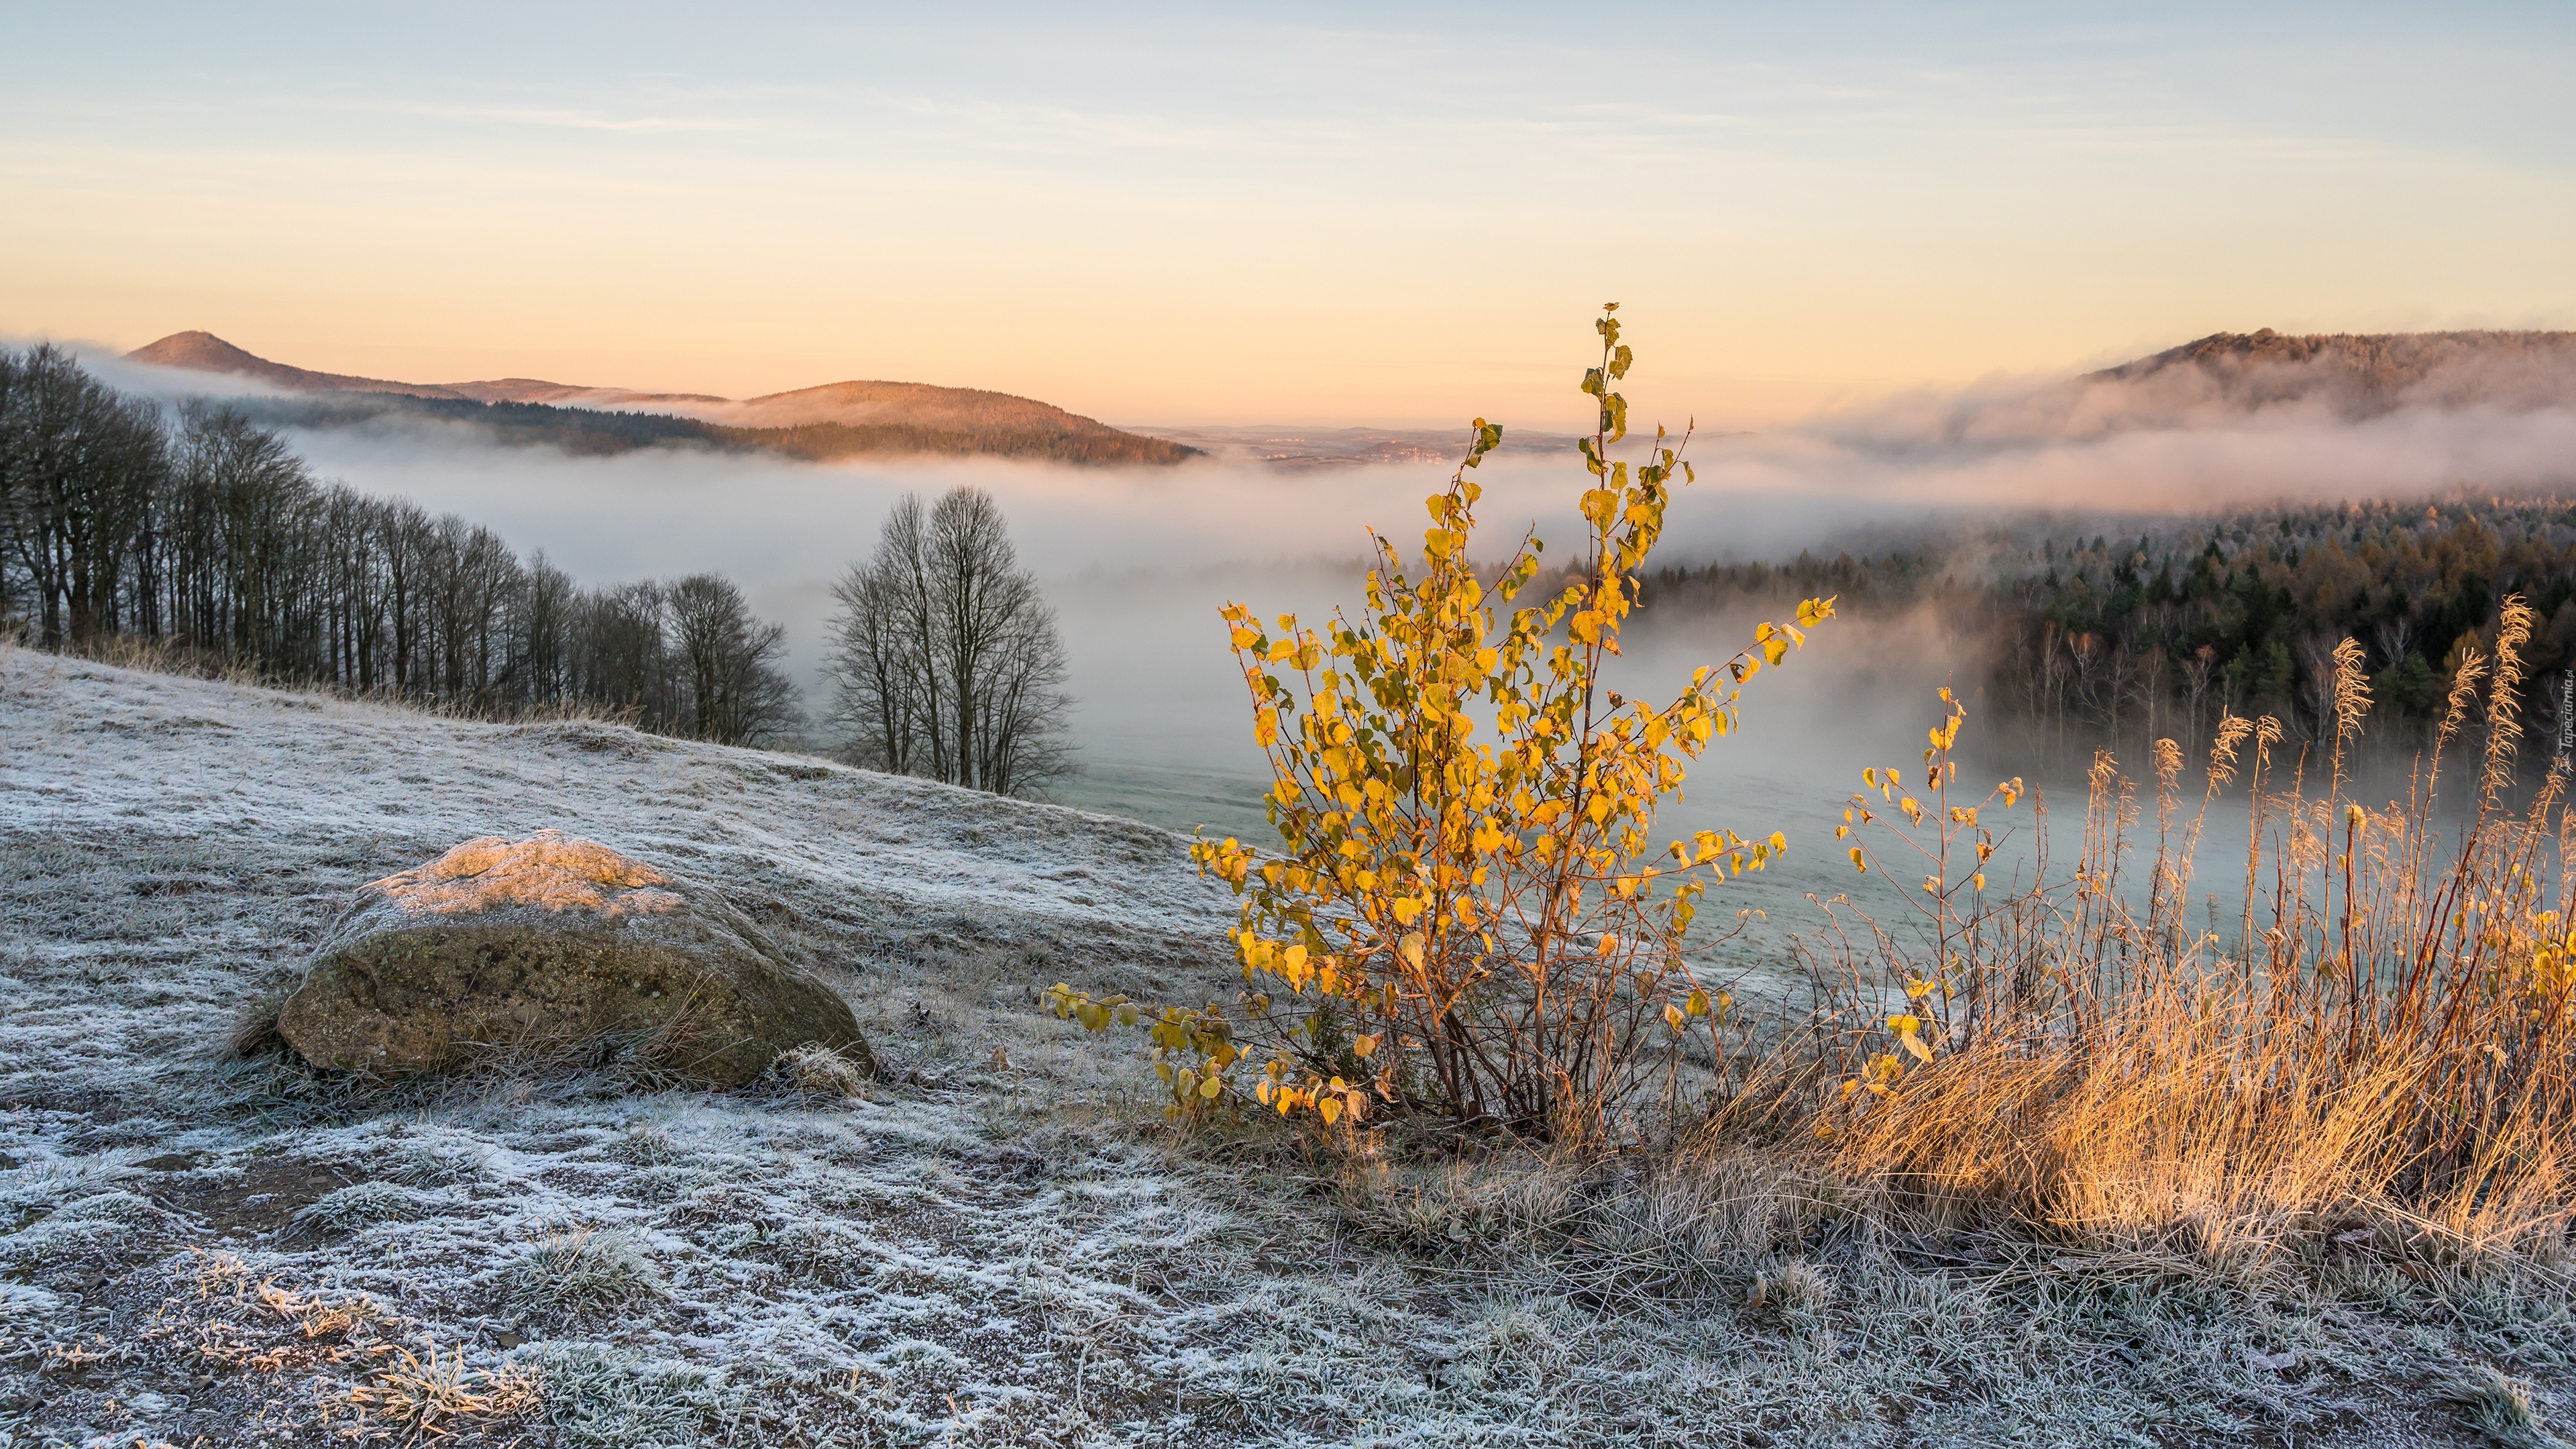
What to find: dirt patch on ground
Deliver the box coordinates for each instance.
[154,1157,358,1240]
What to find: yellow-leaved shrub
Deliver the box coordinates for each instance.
[1051,307,1832,1138]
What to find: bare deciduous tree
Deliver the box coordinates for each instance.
[0,345,166,647]
[826,486,1070,796]
[666,572,800,747]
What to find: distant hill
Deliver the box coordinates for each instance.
[127,331,480,400]
[1146,423,1585,469]
[2092,328,2576,414]
[122,331,1197,466]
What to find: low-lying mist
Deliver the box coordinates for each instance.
[1675,350,2576,543]
[75,343,2576,954]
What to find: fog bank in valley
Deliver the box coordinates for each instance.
[74,345,2576,918]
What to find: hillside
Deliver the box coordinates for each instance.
[122,331,1198,466]
[0,647,1251,1444]
[125,331,481,400]
[5,648,2560,1448]
[2092,326,2576,413]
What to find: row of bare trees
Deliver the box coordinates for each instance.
[1,345,799,746]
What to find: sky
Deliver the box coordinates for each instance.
[5,2,2573,429]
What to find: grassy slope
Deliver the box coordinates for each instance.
[0,649,2565,1447]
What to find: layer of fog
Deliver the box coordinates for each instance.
[223,350,2576,789]
[238,418,2234,963]
[73,347,2576,960]
[1681,348,2576,529]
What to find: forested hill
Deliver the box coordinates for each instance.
[123,331,1199,467]
[1648,495,2576,752]
[2088,328,2576,414]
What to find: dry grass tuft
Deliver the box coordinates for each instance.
[348,1341,542,1440]
[225,989,290,1060]
[507,1226,663,1318]
[1694,604,2576,1289]
[770,1040,874,1097]
[1742,1257,1835,1328]
[2451,1364,2570,1449]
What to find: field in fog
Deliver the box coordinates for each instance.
[247,425,2045,964]
[223,398,2534,989]
[255,404,2410,958]
[70,341,2576,974]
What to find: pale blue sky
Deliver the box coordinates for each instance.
[5,2,2569,425]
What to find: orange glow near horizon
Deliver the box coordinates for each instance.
[5,7,2571,429]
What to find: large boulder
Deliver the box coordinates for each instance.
[276,830,873,1085]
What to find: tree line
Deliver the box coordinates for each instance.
[1987,498,2576,756]
[0,344,800,746]
[1643,494,2576,760]
[3,343,1080,792]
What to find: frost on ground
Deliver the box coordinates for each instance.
[1,647,2566,1448]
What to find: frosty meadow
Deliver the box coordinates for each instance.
[3,313,2575,1446]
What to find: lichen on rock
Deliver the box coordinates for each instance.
[363,831,684,918]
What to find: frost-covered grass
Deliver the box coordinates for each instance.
[1,646,2568,1447]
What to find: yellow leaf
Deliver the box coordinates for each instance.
[1199,1075,1224,1099]
[1318,1096,1344,1126]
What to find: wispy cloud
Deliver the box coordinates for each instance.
[376,100,761,135]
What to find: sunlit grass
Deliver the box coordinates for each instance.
[1699,606,2574,1283]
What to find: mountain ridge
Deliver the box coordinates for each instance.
[123,331,1196,465]
[2088,327,2576,413]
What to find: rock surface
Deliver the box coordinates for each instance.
[276,830,871,1084]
